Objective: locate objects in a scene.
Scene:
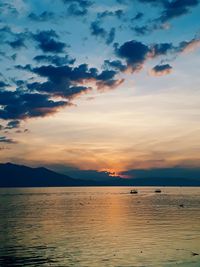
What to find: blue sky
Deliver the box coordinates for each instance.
[0,0,200,175]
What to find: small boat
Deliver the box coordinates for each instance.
[155,189,161,193]
[130,189,138,194]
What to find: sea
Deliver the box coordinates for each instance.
[0,187,200,267]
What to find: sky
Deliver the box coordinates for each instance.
[0,0,200,177]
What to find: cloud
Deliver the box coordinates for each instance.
[106,28,116,45]
[7,38,26,49]
[115,40,150,71]
[114,39,183,72]
[0,136,17,144]
[0,81,10,88]
[90,20,107,39]
[137,0,165,5]
[97,9,124,20]
[28,11,55,22]
[127,0,200,35]
[62,0,92,7]
[130,22,170,36]
[11,53,17,61]
[5,120,20,129]
[132,25,150,36]
[131,12,144,21]
[160,0,200,22]
[0,2,19,17]
[33,54,75,66]
[62,0,93,16]
[9,61,123,121]
[0,26,28,49]
[0,90,69,120]
[24,63,122,97]
[90,21,116,44]
[150,64,173,76]
[151,42,174,56]
[32,30,67,53]
[137,0,200,22]
[178,37,200,53]
[104,59,127,71]
[67,3,87,16]
[1,0,198,127]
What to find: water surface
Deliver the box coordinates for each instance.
[0,187,200,266]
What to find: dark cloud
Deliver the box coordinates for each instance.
[137,0,165,5]
[115,40,177,71]
[0,90,69,120]
[90,21,107,39]
[0,136,16,144]
[160,0,200,22]
[62,0,93,16]
[151,42,174,56]
[97,70,116,81]
[132,25,150,36]
[7,38,26,49]
[0,26,13,37]
[130,20,171,36]
[177,37,200,53]
[104,60,126,72]
[0,81,9,88]
[5,120,20,129]
[137,0,200,25]
[12,59,123,119]
[27,82,91,99]
[90,21,116,44]
[28,11,55,22]
[106,28,116,45]
[25,63,122,97]
[33,55,75,66]
[0,0,198,136]
[131,12,144,21]
[150,64,173,76]
[0,26,28,49]
[15,64,32,73]
[116,0,128,3]
[147,38,198,58]
[67,3,88,16]
[97,9,124,20]
[115,40,150,71]
[126,0,200,34]
[32,30,66,53]
[11,53,17,61]
[62,0,92,7]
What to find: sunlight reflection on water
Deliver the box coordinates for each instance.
[0,187,200,266]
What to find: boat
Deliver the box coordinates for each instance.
[155,189,161,193]
[130,189,138,194]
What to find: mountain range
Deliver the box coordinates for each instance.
[0,163,93,187]
[0,162,200,187]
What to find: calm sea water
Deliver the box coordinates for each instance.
[0,187,200,267]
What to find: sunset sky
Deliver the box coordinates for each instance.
[0,0,200,176]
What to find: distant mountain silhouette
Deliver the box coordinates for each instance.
[0,163,96,187]
[120,167,200,186]
[116,177,200,186]
[0,162,200,187]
